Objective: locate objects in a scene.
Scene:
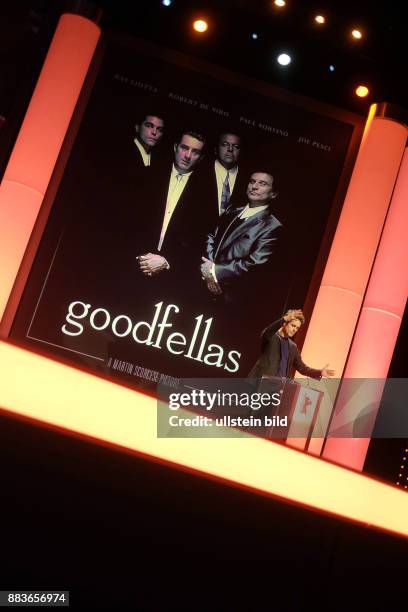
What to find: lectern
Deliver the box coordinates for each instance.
[258,376,323,448]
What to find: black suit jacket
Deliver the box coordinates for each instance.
[110,136,166,200]
[248,319,322,379]
[145,165,218,274]
[125,137,160,176]
[206,205,282,304]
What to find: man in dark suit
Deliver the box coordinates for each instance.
[108,110,166,199]
[248,309,335,379]
[200,171,282,305]
[59,110,166,292]
[138,129,217,280]
[133,111,165,171]
[209,131,247,216]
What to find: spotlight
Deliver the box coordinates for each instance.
[277,53,291,66]
[274,0,286,7]
[351,29,362,39]
[161,0,172,6]
[329,64,335,72]
[193,19,208,33]
[315,15,325,24]
[251,32,258,40]
[355,85,369,98]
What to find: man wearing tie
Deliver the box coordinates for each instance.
[201,131,247,219]
[200,171,282,305]
[215,131,245,213]
[138,129,215,279]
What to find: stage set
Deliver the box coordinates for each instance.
[0,2,407,607]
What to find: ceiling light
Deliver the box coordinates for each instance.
[251,33,259,40]
[355,85,369,98]
[193,19,208,33]
[274,1,286,7]
[351,29,363,39]
[277,53,291,66]
[315,15,325,24]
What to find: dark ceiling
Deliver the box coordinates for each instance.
[0,0,407,122]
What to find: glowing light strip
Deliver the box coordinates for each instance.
[0,340,407,538]
[0,14,100,322]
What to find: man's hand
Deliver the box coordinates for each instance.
[283,308,304,322]
[321,364,335,377]
[206,279,222,295]
[201,257,213,280]
[138,253,169,276]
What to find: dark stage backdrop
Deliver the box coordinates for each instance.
[10,36,363,392]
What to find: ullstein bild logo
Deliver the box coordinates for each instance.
[62,300,242,372]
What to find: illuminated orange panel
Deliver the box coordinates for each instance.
[0,14,100,322]
[301,110,407,458]
[0,340,407,538]
[324,148,408,469]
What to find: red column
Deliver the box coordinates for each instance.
[323,144,408,469]
[300,105,407,457]
[0,13,100,324]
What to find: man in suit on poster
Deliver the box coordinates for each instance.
[200,170,282,306]
[109,109,167,202]
[138,129,217,281]
[132,111,165,173]
[208,131,247,217]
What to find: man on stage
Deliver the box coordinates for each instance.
[248,309,335,379]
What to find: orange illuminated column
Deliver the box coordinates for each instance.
[300,105,407,457]
[0,13,100,324]
[324,145,408,469]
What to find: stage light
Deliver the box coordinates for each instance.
[277,53,291,66]
[274,0,286,7]
[251,32,259,40]
[162,0,172,6]
[351,29,362,39]
[355,85,369,98]
[193,19,208,33]
[315,15,325,24]
[329,64,335,72]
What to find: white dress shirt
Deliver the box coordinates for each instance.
[158,165,192,251]
[134,137,151,167]
[214,160,238,214]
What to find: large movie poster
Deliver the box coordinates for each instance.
[10,37,362,392]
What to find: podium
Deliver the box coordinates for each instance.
[258,376,324,448]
